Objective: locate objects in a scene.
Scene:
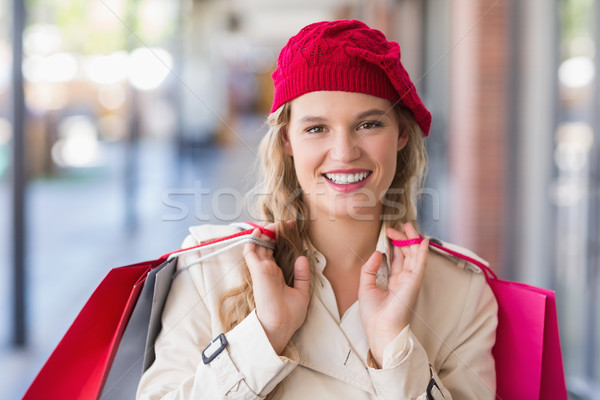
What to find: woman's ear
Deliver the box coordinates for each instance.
[397,129,409,151]
[282,129,294,156]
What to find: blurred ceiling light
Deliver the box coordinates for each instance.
[23,55,44,82]
[98,84,127,110]
[52,116,100,168]
[26,83,69,111]
[48,53,79,82]
[90,0,126,30]
[127,47,173,91]
[558,56,594,88]
[85,51,128,84]
[23,53,79,83]
[23,24,63,56]
[140,0,174,33]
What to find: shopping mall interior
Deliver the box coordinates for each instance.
[1,0,599,397]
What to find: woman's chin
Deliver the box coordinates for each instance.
[318,202,382,223]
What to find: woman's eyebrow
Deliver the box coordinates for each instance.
[296,109,391,124]
[355,108,391,120]
[297,115,327,124]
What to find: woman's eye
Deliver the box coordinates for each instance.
[306,126,325,134]
[358,121,382,130]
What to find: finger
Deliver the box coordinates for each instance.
[403,222,420,239]
[257,233,274,257]
[414,238,429,278]
[260,225,276,246]
[250,228,269,258]
[269,220,296,239]
[404,233,428,282]
[402,237,428,292]
[251,227,262,238]
[243,245,261,277]
[251,228,275,259]
[257,225,277,258]
[359,251,383,291]
[244,232,259,260]
[243,229,259,258]
[263,222,279,240]
[292,256,311,298]
[403,222,421,265]
[387,227,410,259]
[386,226,406,241]
[391,243,406,275]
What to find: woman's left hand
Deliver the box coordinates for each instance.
[358,222,428,368]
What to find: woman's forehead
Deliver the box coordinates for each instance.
[290,91,395,120]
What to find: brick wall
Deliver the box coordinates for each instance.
[449,0,510,273]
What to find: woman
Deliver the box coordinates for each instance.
[137,19,497,399]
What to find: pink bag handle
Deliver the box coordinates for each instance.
[391,237,498,280]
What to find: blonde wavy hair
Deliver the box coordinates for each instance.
[217,100,428,333]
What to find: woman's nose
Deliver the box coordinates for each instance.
[329,130,361,162]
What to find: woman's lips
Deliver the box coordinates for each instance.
[322,169,372,193]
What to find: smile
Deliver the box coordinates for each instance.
[323,171,371,185]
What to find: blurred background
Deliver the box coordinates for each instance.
[1,0,599,398]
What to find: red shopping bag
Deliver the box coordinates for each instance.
[24,224,275,400]
[100,257,177,399]
[428,241,568,400]
[23,259,160,400]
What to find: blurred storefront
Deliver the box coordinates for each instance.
[1,0,600,397]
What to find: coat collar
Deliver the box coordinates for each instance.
[307,224,392,292]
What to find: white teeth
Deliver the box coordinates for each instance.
[324,171,370,184]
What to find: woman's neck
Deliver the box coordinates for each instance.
[308,215,382,318]
[308,216,382,272]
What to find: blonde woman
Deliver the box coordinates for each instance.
[137,20,497,399]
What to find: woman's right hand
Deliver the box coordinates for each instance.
[243,224,311,355]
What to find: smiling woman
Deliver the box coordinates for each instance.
[137,20,498,400]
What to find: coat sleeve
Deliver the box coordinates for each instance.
[435,270,497,398]
[136,235,299,400]
[366,271,497,400]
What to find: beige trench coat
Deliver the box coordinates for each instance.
[137,224,497,399]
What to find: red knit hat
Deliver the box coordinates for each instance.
[271,19,432,136]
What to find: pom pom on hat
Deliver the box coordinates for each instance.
[270,19,432,136]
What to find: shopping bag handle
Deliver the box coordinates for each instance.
[391,236,498,280]
[158,223,277,278]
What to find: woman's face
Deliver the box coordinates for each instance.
[284,91,408,222]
